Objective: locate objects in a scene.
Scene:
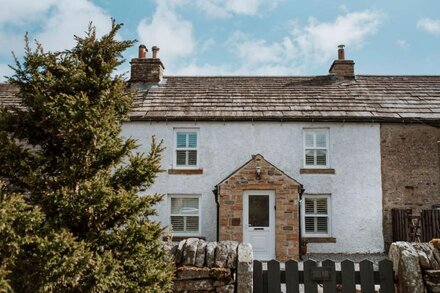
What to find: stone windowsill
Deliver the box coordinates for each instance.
[303,237,337,243]
[300,168,336,174]
[168,169,203,175]
[162,236,206,242]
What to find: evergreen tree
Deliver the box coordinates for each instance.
[0,21,174,292]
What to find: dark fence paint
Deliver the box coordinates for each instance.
[253,259,395,293]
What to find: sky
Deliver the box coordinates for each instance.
[0,0,439,81]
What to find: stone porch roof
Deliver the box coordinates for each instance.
[1,75,440,124]
[216,154,301,188]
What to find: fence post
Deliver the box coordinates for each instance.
[379,259,394,293]
[303,260,318,293]
[253,260,263,293]
[360,260,375,293]
[285,260,299,293]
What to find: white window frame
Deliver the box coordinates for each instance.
[303,128,330,168]
[169,194,201,236]
[301,194,331,237]
[173,128,200,169]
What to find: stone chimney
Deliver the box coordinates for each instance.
[129,44,164,86]
[329,45,355,79]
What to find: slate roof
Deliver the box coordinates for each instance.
[2,75,440,124]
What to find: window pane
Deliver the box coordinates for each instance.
[305,132,314,147]
[317,217,328,233]
[171,198,199,214]
[176,150,187,165]
[305,217,315,233]
[304,198,315,214]
[316,132,327,147]
[171,216,184,232]
[186,216,199,232]
[316,150,327,166]
[188,133,197,148]
[177,133,187,148]
[187,150,197,166]
[249,195,269,227]
[305,150,315,166]
[316,198,328,214]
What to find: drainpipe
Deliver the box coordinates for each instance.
[213,186,220,242]
[298,184,305,260]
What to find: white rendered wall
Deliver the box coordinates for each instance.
[122,121,384,253]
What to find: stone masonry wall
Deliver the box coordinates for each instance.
[165,239,253,293]
[381,124,440,248]
[218,154,300,261]
[389,241,440,293]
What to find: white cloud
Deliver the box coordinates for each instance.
[137,0,196,68]
[0,0,113,81]
[135,8,383,76]
[196,0,281,18]
[397,39,409,50]
[417,18,440,36]
[35,0,112,53]
[0,0,56,24]
[0,0,112,56]
[227,10,383,74]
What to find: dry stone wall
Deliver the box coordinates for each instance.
[389,241,440,293]
[165,239,253,293]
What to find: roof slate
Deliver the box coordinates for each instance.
[1,75,440,124]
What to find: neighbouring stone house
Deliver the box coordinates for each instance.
[1,45,439,261]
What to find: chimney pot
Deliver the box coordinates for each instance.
[152,46,160,59]
[138,44,147,59]
[338,44,345,60]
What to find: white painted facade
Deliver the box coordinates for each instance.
[122,121,384,253]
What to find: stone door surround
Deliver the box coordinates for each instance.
[216,154,302,261]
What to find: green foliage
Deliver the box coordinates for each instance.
[0,21,174,292]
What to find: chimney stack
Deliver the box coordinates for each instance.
[129,44,165,87]
[329,45,354,79]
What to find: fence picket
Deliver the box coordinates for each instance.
[379,259,394,293]
[253,260,263,293]
[285,260,300,293]
[341,260,356,293]
[322,260,336,293]
[304,260,318,293]
[359,260,375,293]
[267,260,281,293]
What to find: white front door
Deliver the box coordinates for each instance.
[243,190,276,260]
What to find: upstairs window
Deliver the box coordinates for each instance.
[304,129,329,168]
[170,196,200,235]
[175,130,198,168]
[303,195,331,237]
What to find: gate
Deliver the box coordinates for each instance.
[253,259,395,293]
[392,208,440,242]
[421,209,440,242]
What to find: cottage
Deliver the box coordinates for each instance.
[1,45,439,260]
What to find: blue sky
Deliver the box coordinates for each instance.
[0,0,439,81]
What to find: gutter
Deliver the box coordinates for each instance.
[128,115,440,127]
[212,186,220,242]
[298,184,305,260]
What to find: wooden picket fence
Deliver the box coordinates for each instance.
[253,259,395,293]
